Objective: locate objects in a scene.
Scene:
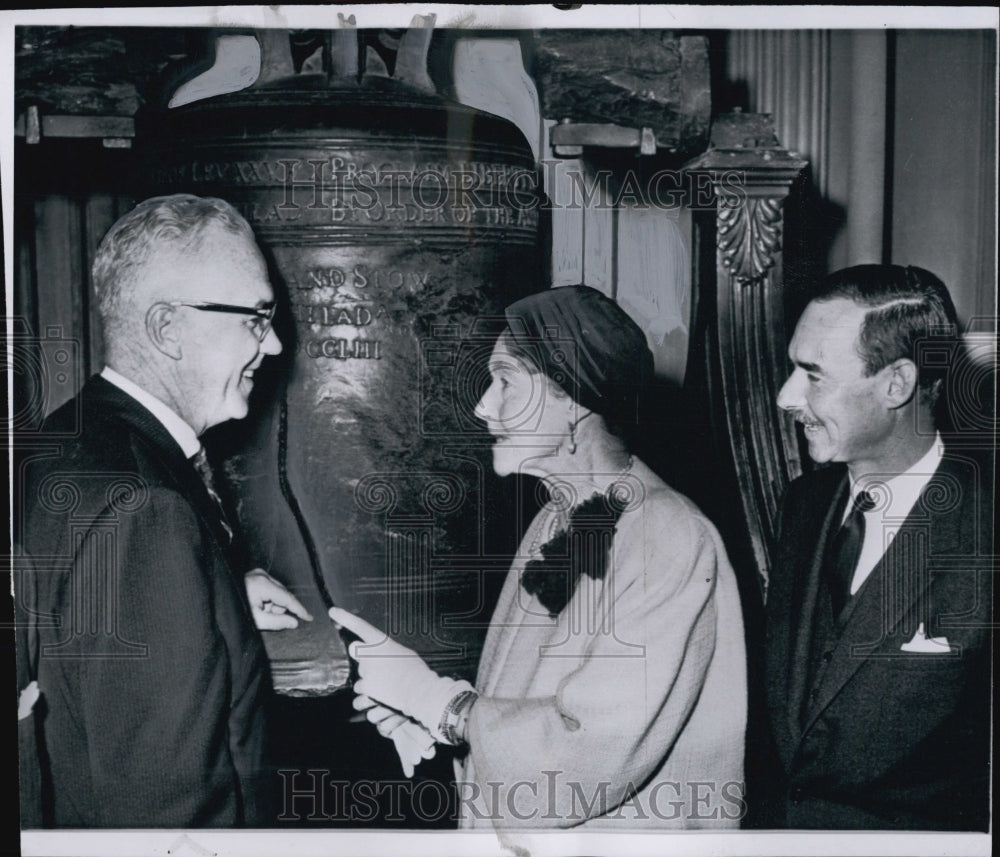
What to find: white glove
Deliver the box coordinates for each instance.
[329,607,474,743]
[354,694,435,778]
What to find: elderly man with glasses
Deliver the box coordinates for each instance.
[17,194,311,827]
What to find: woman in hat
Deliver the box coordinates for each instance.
[331,285,746,830]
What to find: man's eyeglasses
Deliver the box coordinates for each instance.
[168,301,276,342]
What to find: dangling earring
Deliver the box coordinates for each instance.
[567,420,577,455]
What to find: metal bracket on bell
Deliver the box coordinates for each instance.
[550,119,658,157]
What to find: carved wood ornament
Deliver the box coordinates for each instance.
[718,195,784,283]
[685,113,808,592]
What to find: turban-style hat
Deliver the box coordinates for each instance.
[504,285,654,424]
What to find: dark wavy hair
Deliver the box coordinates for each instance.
[813,264,959,410]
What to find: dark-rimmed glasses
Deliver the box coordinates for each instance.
[168,301,276,342]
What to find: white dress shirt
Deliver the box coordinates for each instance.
[845,433,944,594]
[100,367,201,458]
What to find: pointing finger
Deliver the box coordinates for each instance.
[328,607,384,643]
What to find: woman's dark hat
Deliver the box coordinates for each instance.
[504,285,653,423]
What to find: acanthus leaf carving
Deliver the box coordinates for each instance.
[717,194,784,282]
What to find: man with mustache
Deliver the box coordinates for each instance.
[756,264,992,830]
[17,194,311,827]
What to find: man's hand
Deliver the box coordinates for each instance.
[245,569,313,630]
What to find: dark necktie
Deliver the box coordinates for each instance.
[825,490,876,617]
[191,446,234,543]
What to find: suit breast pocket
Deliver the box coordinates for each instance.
[889,651,965,671]
[874,646,973,692]
[851,651,967,720]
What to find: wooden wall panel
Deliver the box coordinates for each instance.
[581,177,614,295]
[545,148,586,287]
[14,195,38,337]
[15,192,134,415]
[616,204,690,385]
[31,196,86,414]
[82,196,124,372]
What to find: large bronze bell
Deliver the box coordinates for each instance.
[139,28,543,693]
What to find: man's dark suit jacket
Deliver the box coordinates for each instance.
[759,448,992,830]
[19,375,272,827]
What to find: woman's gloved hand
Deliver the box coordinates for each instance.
[330,607,475,744]
[354,694,435,777]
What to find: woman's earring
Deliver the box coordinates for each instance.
[567,420,577,455]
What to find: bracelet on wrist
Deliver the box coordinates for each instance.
[437,688,478,746]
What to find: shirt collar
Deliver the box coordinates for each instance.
[851,433,944,516]
[100,367,202,458]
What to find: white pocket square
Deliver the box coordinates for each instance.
[900,622,951,653]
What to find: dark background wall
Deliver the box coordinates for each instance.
[723,29,996,333]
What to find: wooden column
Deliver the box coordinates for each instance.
[685,113,807,592]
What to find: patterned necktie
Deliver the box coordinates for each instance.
[191,446,234,543]
[825,490,876,617]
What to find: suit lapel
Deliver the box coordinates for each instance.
[85,376,238,557]
[785,474,848,747]
[800,454,969,734]
[86,375,185,461]
[765,467,846,767]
